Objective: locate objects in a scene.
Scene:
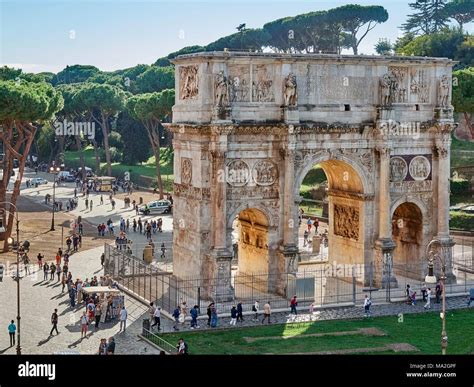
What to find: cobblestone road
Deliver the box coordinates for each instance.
[0,246,160,355]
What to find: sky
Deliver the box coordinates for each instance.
[0,0,470,74]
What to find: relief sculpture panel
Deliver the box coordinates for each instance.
[334,204,359,241]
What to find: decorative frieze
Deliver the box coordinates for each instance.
[334,204,359,241]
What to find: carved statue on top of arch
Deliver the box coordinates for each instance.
[437,74,450,107]
[283,73,297,107]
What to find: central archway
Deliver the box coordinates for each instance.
[295,156,371,270]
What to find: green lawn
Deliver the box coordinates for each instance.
[157,308,474,355]
[64,147,174,190]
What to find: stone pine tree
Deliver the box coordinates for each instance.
[56,83,88,180]
[126,89,174,199]
[402,0,449,35]
[75,83,126,176]
[452,67,474,138]
[444,0,474,31]
[0,79,63,251]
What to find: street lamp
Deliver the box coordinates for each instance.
[49,164,61,231]
[425,239,448,355]
[1,202,22,355]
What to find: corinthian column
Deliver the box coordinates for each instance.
[375,146,397,293]
[433,135,456,283]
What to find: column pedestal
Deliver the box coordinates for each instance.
[212,249,234,302]
[374,238,398,290]
[435,237,457,284]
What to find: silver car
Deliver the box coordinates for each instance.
[139,200,172,215]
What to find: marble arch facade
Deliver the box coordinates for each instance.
[169,52,456,300]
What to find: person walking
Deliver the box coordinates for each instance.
[424,288,432,310]
[160,243,166,259]
[151,306,161,331]
[100,253,105,267]
[94,304,102,329]
[177,338,188,355]
[307,218,313,233]
[290,295,298,315]
[50,263,56,280]
[119,305,127,332]
[43,262,49,281]
[50,309,59,336]
[172,306,180,331]
[421,283,427,302]
[190,305,199,329]
[236,302,244,322]
[8,320,16,347]
[107,337,115,354]
[364,295,372,318]
[37,253,44,269]
[148,302,156,324]
[252,300,260,320]
[56,264,61,282]
[210,303,218,328]
[230,306,238,326]
[206,303,212,326]
[435,281,442,304]
[100,195,103,205]
[80,312,89,338]
[262,302,271,324]
[98,338,107,355]
[89,200,93,211]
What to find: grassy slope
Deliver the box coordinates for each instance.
[157,309,474,355]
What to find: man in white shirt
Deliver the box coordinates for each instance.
[424,288,432,309]
[119,306,128,332]
[151,307,161,330]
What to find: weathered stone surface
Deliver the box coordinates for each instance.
[170,52,457,295]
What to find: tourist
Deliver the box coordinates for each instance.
[172,306,180,331]
[23,254,31,276]
[37,253,44,269]
[307,218,313,232]
[148,302,156,323]
[314,218,319,234]
[50,309,59,336]
[95,303,102,329]
[100,195,103,205]
[152,306,161,331]
[290,295,298,315]
[50,263,56,280]
[364,295,372,317]
[206,303,212,326]
[237,302,244,322]
[43,262,50,281]
[177,338,188,355]
[262,302,271,324]
[253,300,259,320]
[406,284,413,304]
[421,283,427,302]
[55,251,61,266]
[69,285,77,307]
[98,338,107,355]
[210,303,218,328]
[230,306,237,326]
[190,305,199,329]
[435,281,442,303]
[8,320,16,347]
[107,337,115,354]
[424,288,432,310]
[410,291,417,306]
[100,253,105,267]
[89,200,93,211]
[161,243,166,259]
[119,305,128,332]
[56,264,61,282]
[309,302,314,315]
[80,312,89,338]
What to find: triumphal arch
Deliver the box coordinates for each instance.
[169,52,456,300]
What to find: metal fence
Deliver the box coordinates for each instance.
[141,328,177,354]
[104,239,473,316]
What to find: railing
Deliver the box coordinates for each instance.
[141,328,177,354]
[104,240,473,316]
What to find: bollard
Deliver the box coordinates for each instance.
[0,264,4,282]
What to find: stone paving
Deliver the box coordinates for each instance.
[0,245,160,355]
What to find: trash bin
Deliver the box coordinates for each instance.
[142,318,150,335]
[312,236,321,254]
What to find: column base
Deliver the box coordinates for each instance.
[212,249,234,302]
[374,238,398,289]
